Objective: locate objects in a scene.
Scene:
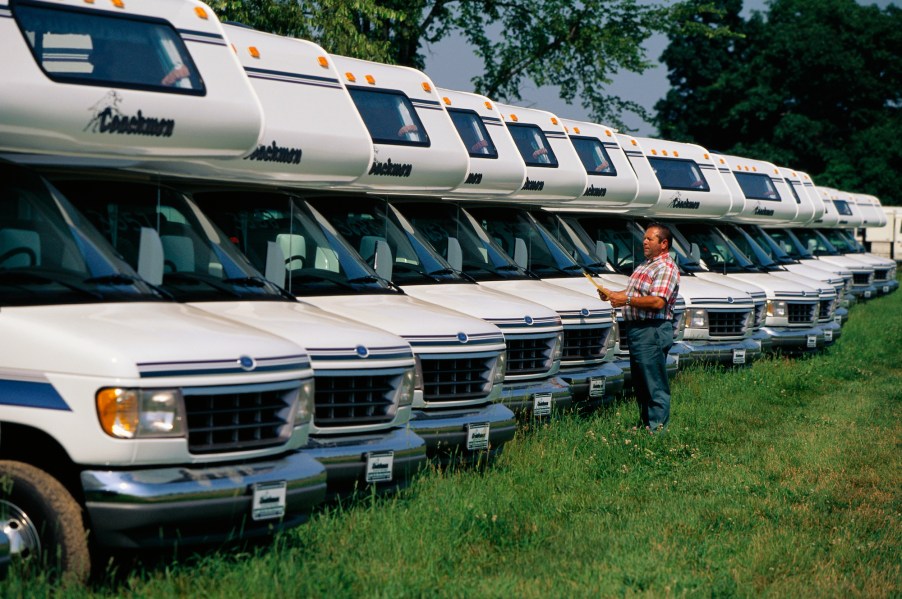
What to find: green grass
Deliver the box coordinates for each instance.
[6,284,901,598]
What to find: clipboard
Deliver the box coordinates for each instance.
[583,272,610,300]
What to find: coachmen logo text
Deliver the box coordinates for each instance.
[667,193,700,210]
[369,158,413,177]
[85,91,174,137]
[522,178,545,191]
[754,205,775,216]
[464,173,483,185]
[583,185,607,197]
[245,141,302,165]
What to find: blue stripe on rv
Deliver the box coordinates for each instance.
[0,380,71,411]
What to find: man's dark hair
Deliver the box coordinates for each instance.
[647,222,672,247]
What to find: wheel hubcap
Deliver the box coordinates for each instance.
[0,499,41,560]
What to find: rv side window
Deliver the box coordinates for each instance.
[447,109,498,158]
[647,157,708,191]
[832,200,853,216]
[13,2,204,95]
[507,124,558,167]
[570,136,617,176]
[347,87,430,147]
[733,172,781,201]
[785,180,803,204]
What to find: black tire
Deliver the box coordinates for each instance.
[0,460,90,584]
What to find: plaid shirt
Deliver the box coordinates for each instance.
[624,253,680,321]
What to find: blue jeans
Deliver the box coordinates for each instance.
[626,320,673,430]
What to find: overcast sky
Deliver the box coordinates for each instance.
[422,0,897,136]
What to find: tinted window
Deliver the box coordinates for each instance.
[734,172,781,201]
[647,157,709,191]
[507,124,558,167]
[448,109,497,158]
[13,1,204,95]
[571,136,616,176]
[347,87,429,147]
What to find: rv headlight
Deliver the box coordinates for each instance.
[398,368,415,407]
[674,311,687,335]
[96,387,185,439]
[551,331,565,363]
[413,356,424,391]
[605,321,619,352]
[491,351,507,384]
[755,304,767,327]
[766,300,787,318]
[689,309,708,329]
[294,379,314,427]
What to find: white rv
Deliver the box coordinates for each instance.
[0,0,333,578]
[631,139,827,353]
[146,27,518,455]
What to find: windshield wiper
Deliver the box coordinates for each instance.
[164,272,244,298]
[0,270,103,299]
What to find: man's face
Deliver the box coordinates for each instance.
[643,227,667,259]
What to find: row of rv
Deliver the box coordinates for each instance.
[0,0,896,581]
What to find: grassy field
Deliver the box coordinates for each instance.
[7,283,901,598]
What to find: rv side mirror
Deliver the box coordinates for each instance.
[690,243,701,263]
[137,227,164,285]
[374,239,393,281]
[594,240,608,264]
[807,239,818,253]
[264,241,288,286]
[513,238,528,269]
[447,237,463,271]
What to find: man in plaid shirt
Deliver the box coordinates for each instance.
[597,223,680,432]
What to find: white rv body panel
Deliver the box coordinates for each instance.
[494,103,587,203]
[719,154,799,224]
[0,0,263,158]
[438,88,527,198]
[558,119,639,208]
[616,134,661,214]
[777,167,819,225]
[331,55,469,193]
[634,138,737,218]
[811,187,841,227]
[853,194,888,228]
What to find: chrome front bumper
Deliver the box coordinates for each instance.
[82,450,327,548]
[498,374,573,416]
[760,324,826,352]
[558,361,625,404]
[408,402,517,459]
[677,337,762,367]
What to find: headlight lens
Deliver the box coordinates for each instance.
[766,300,787,318]
[689,309,708,329]
[675,311,687,335]
[413,356,424,391]
[295,379,314,427]
[96,387,185,439]
[492,351,507,384]
[397,368,415,407]
[551,331,564,363]
[605,321,618,352]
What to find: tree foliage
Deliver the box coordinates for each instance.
[655,0,902,204]
[209,0,730,130]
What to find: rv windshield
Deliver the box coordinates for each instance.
[0,163,162,307]
[739,224,796,264]
[53,180,289,303]
[818,228,857,253]
[734,172,781,201]
[570,137,616,176]
[447,109,498,158]
[465,206,585,278]
[507,124,558,167]
[347,87,429,147]
[194,192,396,296]
[647,157,709,191]
[309,196,467,286]
[790,228,840,256]
[532,212,617,274]
[765,228,814,259]
[564,216,647,275]
[393,202,532,282]
[719,225,780,270]
[13,1,204,95]
[671,222,758,273]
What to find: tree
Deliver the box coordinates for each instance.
[210,0,729,130]
[655,0,902,204]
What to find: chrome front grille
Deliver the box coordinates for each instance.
[421,355,494,402]
[185,385,297,454]
[314,374,397,428]
[708,311,749,337]
[852,272,872,285]
[618,326,629,353]
[787,302,816,325]
[562,326,610,361]
[874,268,890,281]
[506,337,554,375]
